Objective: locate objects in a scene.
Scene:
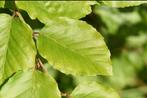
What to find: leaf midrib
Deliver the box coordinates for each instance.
[40,33,98,67]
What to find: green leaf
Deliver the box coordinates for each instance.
[16,1,93,23]
[0,1,4,8]
[37,17,112,76]
[0,14,36,85]
[71,82,120,98]
[0,70,61,98]
[101,1,147,8]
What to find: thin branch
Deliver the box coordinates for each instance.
[36,58,48,73]
[61,92,72,98]
[33,32,39,40]
[12,11,19,17]
[38,59,48,73]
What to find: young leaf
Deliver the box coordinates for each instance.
[0,14,36,85]
[0,70,61,98]
[15,1,92,23]
[71,82,120,98]
[101,1,147,8]
[37,17,112,76]
[0,1,4,8]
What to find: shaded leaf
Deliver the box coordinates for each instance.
[0,70,61,98]
[16,1,93,23]
[71,82,120,98]
[37,17,112,76]
[0,14,36,85]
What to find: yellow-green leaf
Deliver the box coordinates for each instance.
[16,1,92,23]
[0,14,36,85]
[71,82,120,98]
[0,70,61,98]
[37,17,112,76]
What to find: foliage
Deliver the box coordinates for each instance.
[0,1,147,98]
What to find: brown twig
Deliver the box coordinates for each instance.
[33,32,39,40]
[36,58,48,73]
[61,92,72,98]
[12,11,19,17]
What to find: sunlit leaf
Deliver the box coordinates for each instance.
[71,82,120,98]
[37,17,112,76]
[16,1,93,23]
[0,14,36,85]
[0,70,61,98]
